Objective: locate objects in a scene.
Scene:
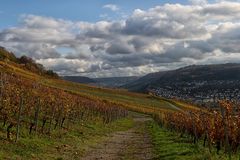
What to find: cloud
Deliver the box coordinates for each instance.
[189,0,208,5]
[122,7,208,39]
[1,2,240,77]
[103,4,119,11]
[106,41,135,54]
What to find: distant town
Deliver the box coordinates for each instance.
[150,80,240,107]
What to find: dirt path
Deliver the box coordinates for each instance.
[80,114,155,160]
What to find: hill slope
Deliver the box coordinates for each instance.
[124,63,240,92]
[0,46,58,78]
[0,47,193,115]
[63,76,96,84]
[63,76,139,88]
[93,76,139,87]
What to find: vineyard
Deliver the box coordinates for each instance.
[0,51,239,159]
[1,65,239,159]
[154,101,240,158]
[0,71,127,141]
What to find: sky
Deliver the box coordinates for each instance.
[0,0,240,77]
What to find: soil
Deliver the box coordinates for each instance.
[80,114,155,160]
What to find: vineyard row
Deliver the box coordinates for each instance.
[0,72,128,141]
[154,101,240,157]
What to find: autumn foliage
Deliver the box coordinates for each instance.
[0,72,127,141]
[154,101,240,156]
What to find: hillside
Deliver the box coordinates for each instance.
[0,46,58,78]
[0,47,202,114]
[124,63,240,92]
[0,47,18,62]
[63,76,96,84]
[63,76,139,88]
[0,47,192,116]
[93,76,139,87]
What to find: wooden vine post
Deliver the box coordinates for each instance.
[34,98,41,134]
[220,105,231,160]
[16,95,23,142]
[0,72,4,112]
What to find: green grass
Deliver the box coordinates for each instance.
[0,118,134,160]
[148,121,240,160]
[44,78,179,112]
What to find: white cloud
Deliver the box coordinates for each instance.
[189,0,208,5]
[1,2,240,77]
[103,4,119,11]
